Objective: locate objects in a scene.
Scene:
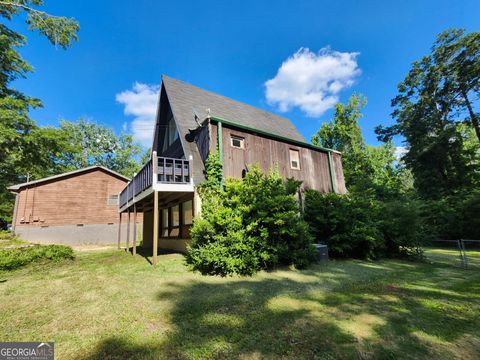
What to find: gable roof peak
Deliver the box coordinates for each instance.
[160,75,306,142]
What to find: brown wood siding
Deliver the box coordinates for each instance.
[14,169,128,227]
[332,152,347,194]
[208,123,346,193]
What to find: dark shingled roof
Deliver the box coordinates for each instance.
[8,166,129,192]
[162,75,306,142]
[160,75,309,184]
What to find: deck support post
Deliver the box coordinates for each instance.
[133,204,137,256]
[153,191,159,265]
[126,209,131,253]
[152,151,159,265]
[117,212,122,250]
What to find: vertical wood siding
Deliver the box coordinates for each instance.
[207,123,347,193]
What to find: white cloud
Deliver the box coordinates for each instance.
[116,82,160,146]
[265,47,361,117]
[394,146,408,160]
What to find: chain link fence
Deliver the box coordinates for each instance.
[426,240,480,269]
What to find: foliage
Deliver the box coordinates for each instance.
[304,190,428,259]
[304,191,384,259]
[58,118,143,177]
[376,28,480,198]
[187,158,315,276]
[0,1,79,49]
[0,244,74,270]
[312,94,406,197]
[420,191,480,241]
[0,1,79,221]
[199,150,223,191]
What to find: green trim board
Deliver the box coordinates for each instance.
[217,120,224,184]
[327,151,336,193]
[217,120,223,164]
[209,115,340,155]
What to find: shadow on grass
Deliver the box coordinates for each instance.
[125,245,181,265]
[80,258,480,359]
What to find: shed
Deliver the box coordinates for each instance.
[8,166,131,245]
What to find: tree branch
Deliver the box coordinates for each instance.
[461,89,480,142]
[0,1,63,19]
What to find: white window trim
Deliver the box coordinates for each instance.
[289,149,301,170]
[230,135,245,149]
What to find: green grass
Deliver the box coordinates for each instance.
[0,248,479,359]
[0,230,26,248]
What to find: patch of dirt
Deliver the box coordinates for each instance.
[72,245,117,251]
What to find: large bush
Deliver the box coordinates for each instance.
[304,190,384,259]
[186,160,315,276]
[304,190,428,259]
[0,244,75,270]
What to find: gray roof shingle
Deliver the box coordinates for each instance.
[8,166,129,192]
[162,75,306,142]
[161,75,308,184]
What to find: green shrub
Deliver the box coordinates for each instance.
[186,163,315,276]
[304,190,384,259]
[378,199,427,258]
[421,191,480,241]
[0,244,75,270]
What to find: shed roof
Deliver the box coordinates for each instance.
[8,166,130,192]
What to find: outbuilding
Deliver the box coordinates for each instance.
[8,166,130,245]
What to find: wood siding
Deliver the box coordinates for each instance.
[14,169,128,227]
[210,123,346,193]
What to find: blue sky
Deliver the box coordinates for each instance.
[10,0,480,149]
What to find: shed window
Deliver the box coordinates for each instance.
[107,194,119,206]
[289,149,300,170]
[230,135,245,149]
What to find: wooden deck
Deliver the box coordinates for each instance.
[119,152,194,212]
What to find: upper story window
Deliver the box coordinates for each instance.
[289,149,300,170]
[230,135,245,149]
[107,194,119,206]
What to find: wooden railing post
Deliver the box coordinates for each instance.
[132,172,136,201]
[188,155,193,184]
[152,151,158,186]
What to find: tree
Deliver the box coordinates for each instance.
[376,29,480,198]
[312,94,403,196]
[58,119,143,177]
[0,1,79,220]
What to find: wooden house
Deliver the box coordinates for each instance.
[119,76,347,263]
[9,166,130,245]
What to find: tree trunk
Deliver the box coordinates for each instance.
[461,89,480,142]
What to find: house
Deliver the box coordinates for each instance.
[9,166,131,245]
[119,75,347,263]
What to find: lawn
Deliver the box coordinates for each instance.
[0,247,479,360]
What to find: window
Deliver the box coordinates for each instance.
[161,208,169,237]
[107,194,119,206]
[289,149,300,170]
[183,200,193,225]
[230,135,245,149]
[170,205,180,237]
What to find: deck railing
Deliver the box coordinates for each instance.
[119,153,191,208]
